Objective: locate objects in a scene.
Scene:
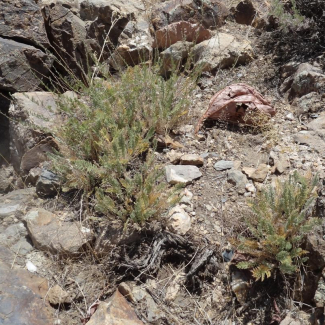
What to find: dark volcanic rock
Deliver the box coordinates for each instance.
[0,37,53,92]
[234,0,256,25]
[0,259,54,325]
[36,169,61,197]
[82,0,145,53]
[0,0,49,48]
[151,0,229,30]
[43,3,93,82]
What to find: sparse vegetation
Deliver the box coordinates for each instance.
[234,171,320,281]
[269,0,304,30]
[50,64,196,225]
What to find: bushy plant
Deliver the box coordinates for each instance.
[51,64,195,224]
[270,0,304,30]
[234,171,320,281]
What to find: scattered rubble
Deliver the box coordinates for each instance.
[1,0,325,324]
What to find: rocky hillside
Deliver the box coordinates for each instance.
[1,0,325,324]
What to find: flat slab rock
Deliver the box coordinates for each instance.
[165,165,202,185]
[0,251,53,325]
[180,154,204,166]
[294,131,325,156]
[0,187,36,219]
[24,208,93,255]
[87,290,144,325]
[214,160,234,171]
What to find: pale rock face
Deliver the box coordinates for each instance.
[180,153,204,166]
[167,206,191,235]
[250,164,269,182]
[242,166,256,178]
[24,208,93,255]
[165,165,202,185]
[193,33,255,72]
[9,92,60,172]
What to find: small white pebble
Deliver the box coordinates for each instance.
[26,261,37,273]
[286,112,295,121]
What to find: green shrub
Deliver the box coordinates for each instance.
[234,171,320,281]
[51,64,195,224]
[270,0,304,30]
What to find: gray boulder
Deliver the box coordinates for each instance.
[281,63,325,100]
[165,165,202,185]
[294,131,325,155]
[227,169,248,194]
[0,258,53,325]
[0,188,36,220]
[151,0,229,30]
[214,160,234,171]
[24,208,93,255]
[293,92,324,114]
[159,41,193,77]
[0,165,15,194]
[0,37,53,92]
[81,0,145,49]
[193,33,254,72]
[9,92,61,173]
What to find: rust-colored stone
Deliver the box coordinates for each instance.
[152,21,211,49]
[195,83,275,133]
[87,290,144,325]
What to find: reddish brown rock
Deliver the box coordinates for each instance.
[87,290,144,325]
[152,21,211,49]
[195,83,275,133]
